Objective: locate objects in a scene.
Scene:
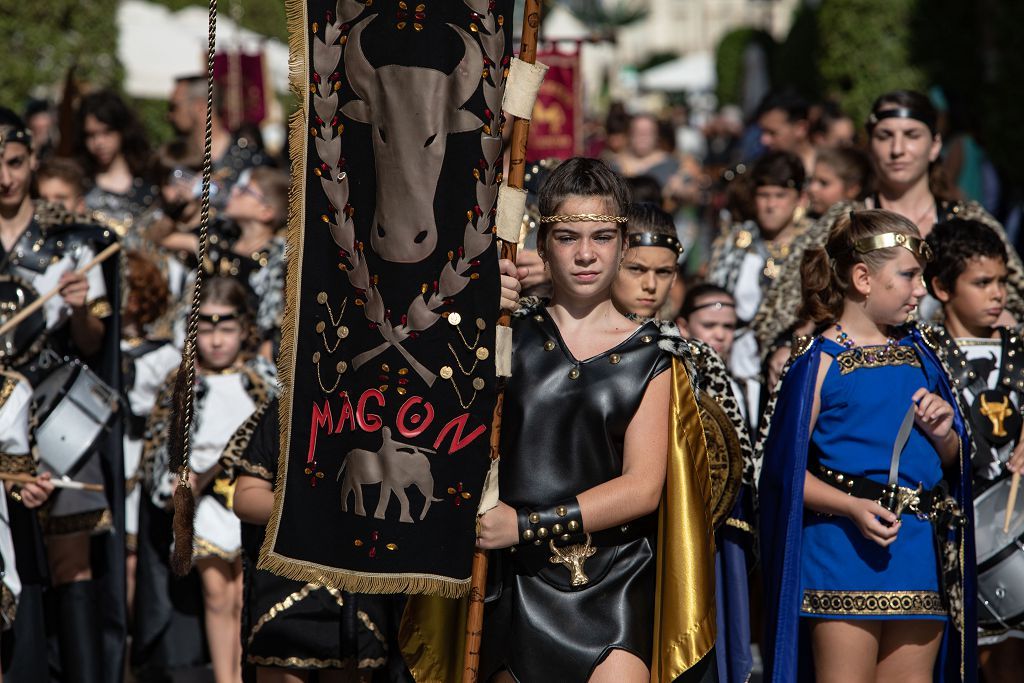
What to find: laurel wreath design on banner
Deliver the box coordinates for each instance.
[308,0,507,390]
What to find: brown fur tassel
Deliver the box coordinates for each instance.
[171,481,196,576]
[167,354,192,475]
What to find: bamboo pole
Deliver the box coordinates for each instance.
[461,2,542,680]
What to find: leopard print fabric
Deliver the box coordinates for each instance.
[140,355,278,509]
[656,324,757,488]
[219,398,275,482]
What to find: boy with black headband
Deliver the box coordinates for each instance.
[611,202,682,320]
[924,218,1024,678]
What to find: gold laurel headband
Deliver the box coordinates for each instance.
[539,213,629,224]
[853,231,933,262]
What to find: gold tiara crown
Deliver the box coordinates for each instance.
[853,232,932,262]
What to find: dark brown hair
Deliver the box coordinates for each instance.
[751,150,805,190]
[800,209,921,324]
[74,90,153,179]
[627,202,676,239]
[814,147,872,198]
[124,250,170,329]
[36,157,88,197]
[924,218,1007,297]
[198,276,258,351]
[537,156,631,248]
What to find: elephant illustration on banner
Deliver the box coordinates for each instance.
[337,426,442,523]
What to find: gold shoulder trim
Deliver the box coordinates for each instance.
[0,375,18,411]
[834,345,921,375]
[791,335,814,358]
[87,297,113,319]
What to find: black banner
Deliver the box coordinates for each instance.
[261,0,511,596]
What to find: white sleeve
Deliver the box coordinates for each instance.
[0,380,32,457]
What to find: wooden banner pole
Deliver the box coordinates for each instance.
[461,1,543,680]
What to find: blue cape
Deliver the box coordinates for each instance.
[758,328,977,682]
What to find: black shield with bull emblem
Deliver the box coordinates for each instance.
[260,0,512,596]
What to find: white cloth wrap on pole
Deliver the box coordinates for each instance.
[501,57,548,120]
[494,183,528,244]
[477,456,501,516]
[494,324,513,378]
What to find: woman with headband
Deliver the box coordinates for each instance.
[756,90,1024,385]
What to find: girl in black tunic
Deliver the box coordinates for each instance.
[476,158,695,682]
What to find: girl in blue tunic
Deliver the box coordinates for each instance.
[760,209,976,682]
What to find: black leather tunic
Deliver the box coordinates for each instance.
[481,307,672,682]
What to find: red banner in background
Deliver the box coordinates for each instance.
[213,50,267,131]
[525,49,581,160]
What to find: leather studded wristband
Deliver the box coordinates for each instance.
[516,499,584,545]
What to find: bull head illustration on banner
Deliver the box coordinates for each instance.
[341,16,483,263]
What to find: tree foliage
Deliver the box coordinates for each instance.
[0,1,122,111]
[155,0,288,43]
[816,0,926,126]
[714,28,775,108]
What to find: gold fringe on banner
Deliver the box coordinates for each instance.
[257,0,308,577]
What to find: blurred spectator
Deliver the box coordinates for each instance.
[36,157,88,214]
[609,113,680,188]
[806,147,872,217]
[756,90,814,172]
[669,102,708,161]
[809,100,856,148]
[703,105,744,171]
[599,102,631,163]
[74,89,158,232]
[24,98,55,159]
[167,75,269,206]
[626,175,664,205]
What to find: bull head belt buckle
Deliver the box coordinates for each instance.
[549,533,596,587]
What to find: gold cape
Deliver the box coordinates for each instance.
[400,358,717,682]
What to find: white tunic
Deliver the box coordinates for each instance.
[190,373,255,560]
[0,377,31,628]
[9,244,108,332]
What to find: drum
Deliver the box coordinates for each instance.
[0,275,46,367]
[975,474,1024,630]
[33,359,119,476]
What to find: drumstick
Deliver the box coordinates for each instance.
[0,242,121,339]
[0,472,104,493]
[1004,471,1020,533]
